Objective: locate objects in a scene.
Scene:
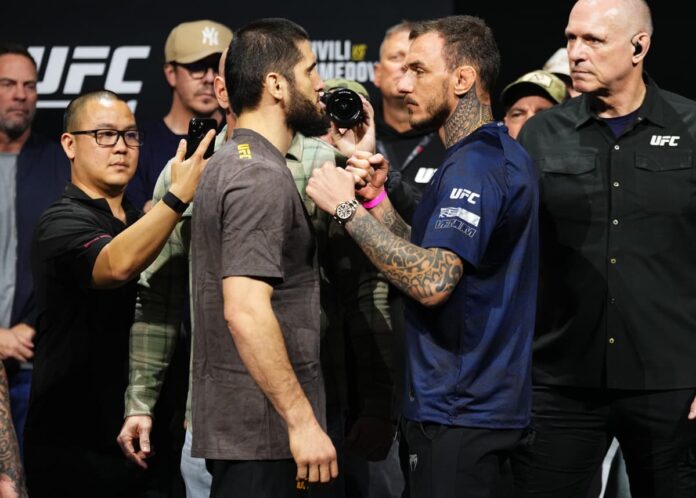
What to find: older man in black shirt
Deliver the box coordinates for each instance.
[511,0,696,497]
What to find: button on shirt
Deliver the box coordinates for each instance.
[519,75,696,390]
[404,123,539,428]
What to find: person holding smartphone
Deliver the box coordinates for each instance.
[23,89,214,498]
[125,20,232,212]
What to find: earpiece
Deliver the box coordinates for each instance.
[633,43,642,56]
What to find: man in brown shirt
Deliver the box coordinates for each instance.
[190,18,338,498]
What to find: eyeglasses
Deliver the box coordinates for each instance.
[70,129,144,147]
[173,61,218,80]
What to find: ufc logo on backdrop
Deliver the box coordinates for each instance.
[28,45,151,111]
[650,135,680,146]
[450,188,480,204]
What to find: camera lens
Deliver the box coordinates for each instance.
[322,88,363,128]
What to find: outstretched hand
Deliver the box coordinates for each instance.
[330,97,376,156]
[169,129,216,203]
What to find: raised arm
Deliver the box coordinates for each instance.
[91,130,214,288]
[307,164,463,308]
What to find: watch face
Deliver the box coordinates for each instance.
[336,202,355,220]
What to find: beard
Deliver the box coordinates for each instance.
[0,110,35,139]
[409,79,451,132]
[410,99,450,132]
[285,85,331,138]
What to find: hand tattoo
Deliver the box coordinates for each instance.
[443,84,494,148]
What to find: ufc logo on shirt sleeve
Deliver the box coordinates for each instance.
[450,187,480,204]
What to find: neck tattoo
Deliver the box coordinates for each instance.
[443,84,493,148]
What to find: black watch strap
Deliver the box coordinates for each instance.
[162,190,189,215]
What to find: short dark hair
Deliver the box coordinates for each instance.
[63,90,122,132]
[410,16,500,94]
[225,18,309,115]
[0,42,37,68]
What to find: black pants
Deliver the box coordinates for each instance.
[511,385,696,498]
[25,442,146,498]
[206,458,309,498]
[401,418,524,498]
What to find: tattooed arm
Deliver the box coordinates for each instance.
[345,208,463,307]
[367,196,411,240]
[342,152,411,240]
[0,364,27,498]
[307,164,464,307]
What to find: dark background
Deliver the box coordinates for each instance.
[462,1,694,116]
[2,1,692,138]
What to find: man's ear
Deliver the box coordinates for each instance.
[60,132,76,160]
[214,75,229,110]
[163,63,177,88]
[631,32,650,63]
[452,65,477,97]
[265,72,286,101]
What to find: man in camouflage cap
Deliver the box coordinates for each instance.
[500,69,568,139]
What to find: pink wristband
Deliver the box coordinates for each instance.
[361,189,387,209]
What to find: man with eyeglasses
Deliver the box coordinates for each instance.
[23,89,214,498]
[126,19,232,212]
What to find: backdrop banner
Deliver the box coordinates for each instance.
[2,1,453,138]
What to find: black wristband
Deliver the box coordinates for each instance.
[162,190,189,215]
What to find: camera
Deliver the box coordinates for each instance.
[320,88,364,128]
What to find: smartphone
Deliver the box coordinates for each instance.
[185,117,217,159]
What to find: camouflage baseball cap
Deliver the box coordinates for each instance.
[165,20,233,64]
[323,78,371,101]
[500,70,568,109]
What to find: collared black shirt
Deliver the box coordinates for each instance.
[26,183,140,452]
[519,75,696,390]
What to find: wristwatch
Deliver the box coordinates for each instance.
[333,198,360,225]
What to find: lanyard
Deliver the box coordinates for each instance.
[377,134,433,172]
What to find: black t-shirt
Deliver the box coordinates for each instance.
[26,183,140,452]
[125,119,186,210]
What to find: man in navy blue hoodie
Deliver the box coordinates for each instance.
[0,42,69,454]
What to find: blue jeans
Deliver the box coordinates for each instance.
[180,428,212,498]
